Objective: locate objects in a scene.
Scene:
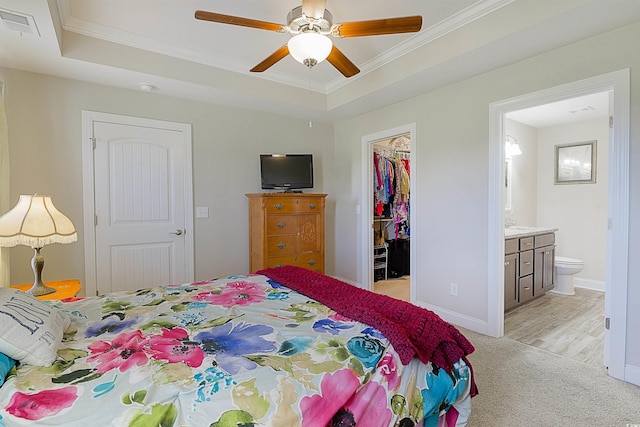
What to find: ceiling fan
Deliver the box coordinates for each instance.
[195,0,422,78]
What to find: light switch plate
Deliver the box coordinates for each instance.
[196,207,209,218]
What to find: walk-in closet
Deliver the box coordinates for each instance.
[372,134,410,301]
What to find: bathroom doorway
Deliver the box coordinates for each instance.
[502,92,609,367]
[488,70,630,382]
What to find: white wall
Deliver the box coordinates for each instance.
[537,118,609,285]
[505,119,538,227]
[505,117,609,286]
[1,69,335,286]
[333,22,640,374]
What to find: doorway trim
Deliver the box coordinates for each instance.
[360,123,416,300]
[81,111,195,297]
[488,69,629,381]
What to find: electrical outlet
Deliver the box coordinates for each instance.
[450,283,458,296]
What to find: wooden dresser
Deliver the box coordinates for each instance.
[246,193,327,274]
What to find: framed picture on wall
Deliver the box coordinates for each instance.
[554,140,597,184]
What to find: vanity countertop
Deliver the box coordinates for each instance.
[504,226,558,239]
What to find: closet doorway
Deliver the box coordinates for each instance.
[360,124,416,303]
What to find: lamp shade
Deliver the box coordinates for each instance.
[505,135,522,156]
[288,32,333,67]
[0,195,77,248]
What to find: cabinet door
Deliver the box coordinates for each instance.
[542,245,555,291]
[534,245,555,295]
[505,253,519,311]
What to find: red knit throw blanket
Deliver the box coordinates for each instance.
[258,266,477,396]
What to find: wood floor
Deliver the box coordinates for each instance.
[373,278,605,368]
[505,287,605,367]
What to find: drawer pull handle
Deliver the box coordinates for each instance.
[309,203,316,209]
[524,261,531,265]
[505,261,510,266]
[308,259,316,266]
[277,222,286,228]
[277,242,286,249]
[274,203,283,210]
[275,264,282,268]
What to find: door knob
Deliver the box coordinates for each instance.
[170,229,185,236]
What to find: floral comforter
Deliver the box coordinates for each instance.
[0,274,472,426]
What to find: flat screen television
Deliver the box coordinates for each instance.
[260,154,314,191]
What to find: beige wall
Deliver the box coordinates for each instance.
[537,118,609,285]
[333,22,640,374]
[1,70,334,288]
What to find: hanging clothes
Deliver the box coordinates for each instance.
[373,149,410,239]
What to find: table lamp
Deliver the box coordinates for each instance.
[0,195,77,296]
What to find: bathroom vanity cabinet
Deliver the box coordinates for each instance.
[504,228,556,312]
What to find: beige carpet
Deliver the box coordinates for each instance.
[373,276,410,301]
[462,327,640,426]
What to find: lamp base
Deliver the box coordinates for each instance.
[28,283,57,297]
[28,247,56,296]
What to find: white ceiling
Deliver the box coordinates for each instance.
[1,0,639,123]
[507,91,610,129]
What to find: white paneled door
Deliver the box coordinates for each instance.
[82,112,194,296]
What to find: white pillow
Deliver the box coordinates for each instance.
[0,288,71,367]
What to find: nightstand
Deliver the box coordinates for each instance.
[11,279,82,301]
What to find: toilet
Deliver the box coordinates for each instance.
[553,256,584,295]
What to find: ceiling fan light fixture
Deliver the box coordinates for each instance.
[287,32,332,68]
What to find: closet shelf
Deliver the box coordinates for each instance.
[373,243,388,281]
[374,217,393,222]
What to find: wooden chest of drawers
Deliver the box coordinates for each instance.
[246,193,327,273]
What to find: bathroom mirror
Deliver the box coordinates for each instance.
[504,158,512,211]
[554,140,597,184]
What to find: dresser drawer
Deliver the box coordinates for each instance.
[266,252,323,272]
[519,275,534,303]
[505,238,519,255]
[519,250,534,276]
[534,233,555,248]
[265,197,322,214]
[266,235,297,255]
[266,215,297,235]
[519,236,534,251]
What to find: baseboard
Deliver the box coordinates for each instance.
[335,276,494,336]
[624,364,640,387]
[574,277,605,292]
[331,276,361,287]
[416,300,491,335]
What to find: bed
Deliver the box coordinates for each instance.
[0,266,476,426]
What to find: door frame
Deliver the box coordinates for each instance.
[360,123,416,301]
[81,111,194,297]
[487,69,629,381]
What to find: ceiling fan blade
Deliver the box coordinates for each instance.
[326,45,360,78]
[302,0,327,19]
[195,10,285,32]
[250,45,290,73]
[333,16,423,38]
